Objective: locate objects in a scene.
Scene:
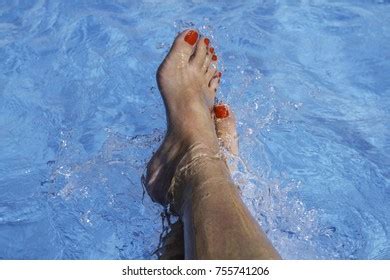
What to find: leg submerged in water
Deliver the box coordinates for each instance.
[146,29,280,260]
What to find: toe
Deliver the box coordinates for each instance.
[206,49,218,78]
[191,36,209,68]
[209,71,221,91]
[206,57,219,81]
[202,47,213,73]
[167,29,199,63]
[205,51,218,75]
[214,104,238,156]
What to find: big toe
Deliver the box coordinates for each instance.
[191,36,209,68]
[166,29,199,63]
[214,104,238,156]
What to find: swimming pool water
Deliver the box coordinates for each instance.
[0,0,389,259]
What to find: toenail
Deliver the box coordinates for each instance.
[184,30,198,46]
[204,38,210,46]
[214,104,229,119]
[209,47,214,54]
[218,72,222,78]
[212,54,218,61]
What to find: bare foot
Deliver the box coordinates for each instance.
[145,30,222,206]
[214,103,239,172]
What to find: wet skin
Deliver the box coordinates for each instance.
[145,29,281,259]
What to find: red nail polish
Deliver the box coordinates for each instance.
[204,38,210,46]
[184,30,198,46]
[212,54,217,61]
[218,72,222,78]
[209,47,214,54]
[214,104,229,119]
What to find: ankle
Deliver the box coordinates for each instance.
[167,144,230,215]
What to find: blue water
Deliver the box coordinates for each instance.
[0,0,389,259]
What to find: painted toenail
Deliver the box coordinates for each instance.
[184,30,198,45]
[209,47,214,54]
[204,38,210,46]
[214,104,229,119]
[218,72,222,78]
[212,54,218,61]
